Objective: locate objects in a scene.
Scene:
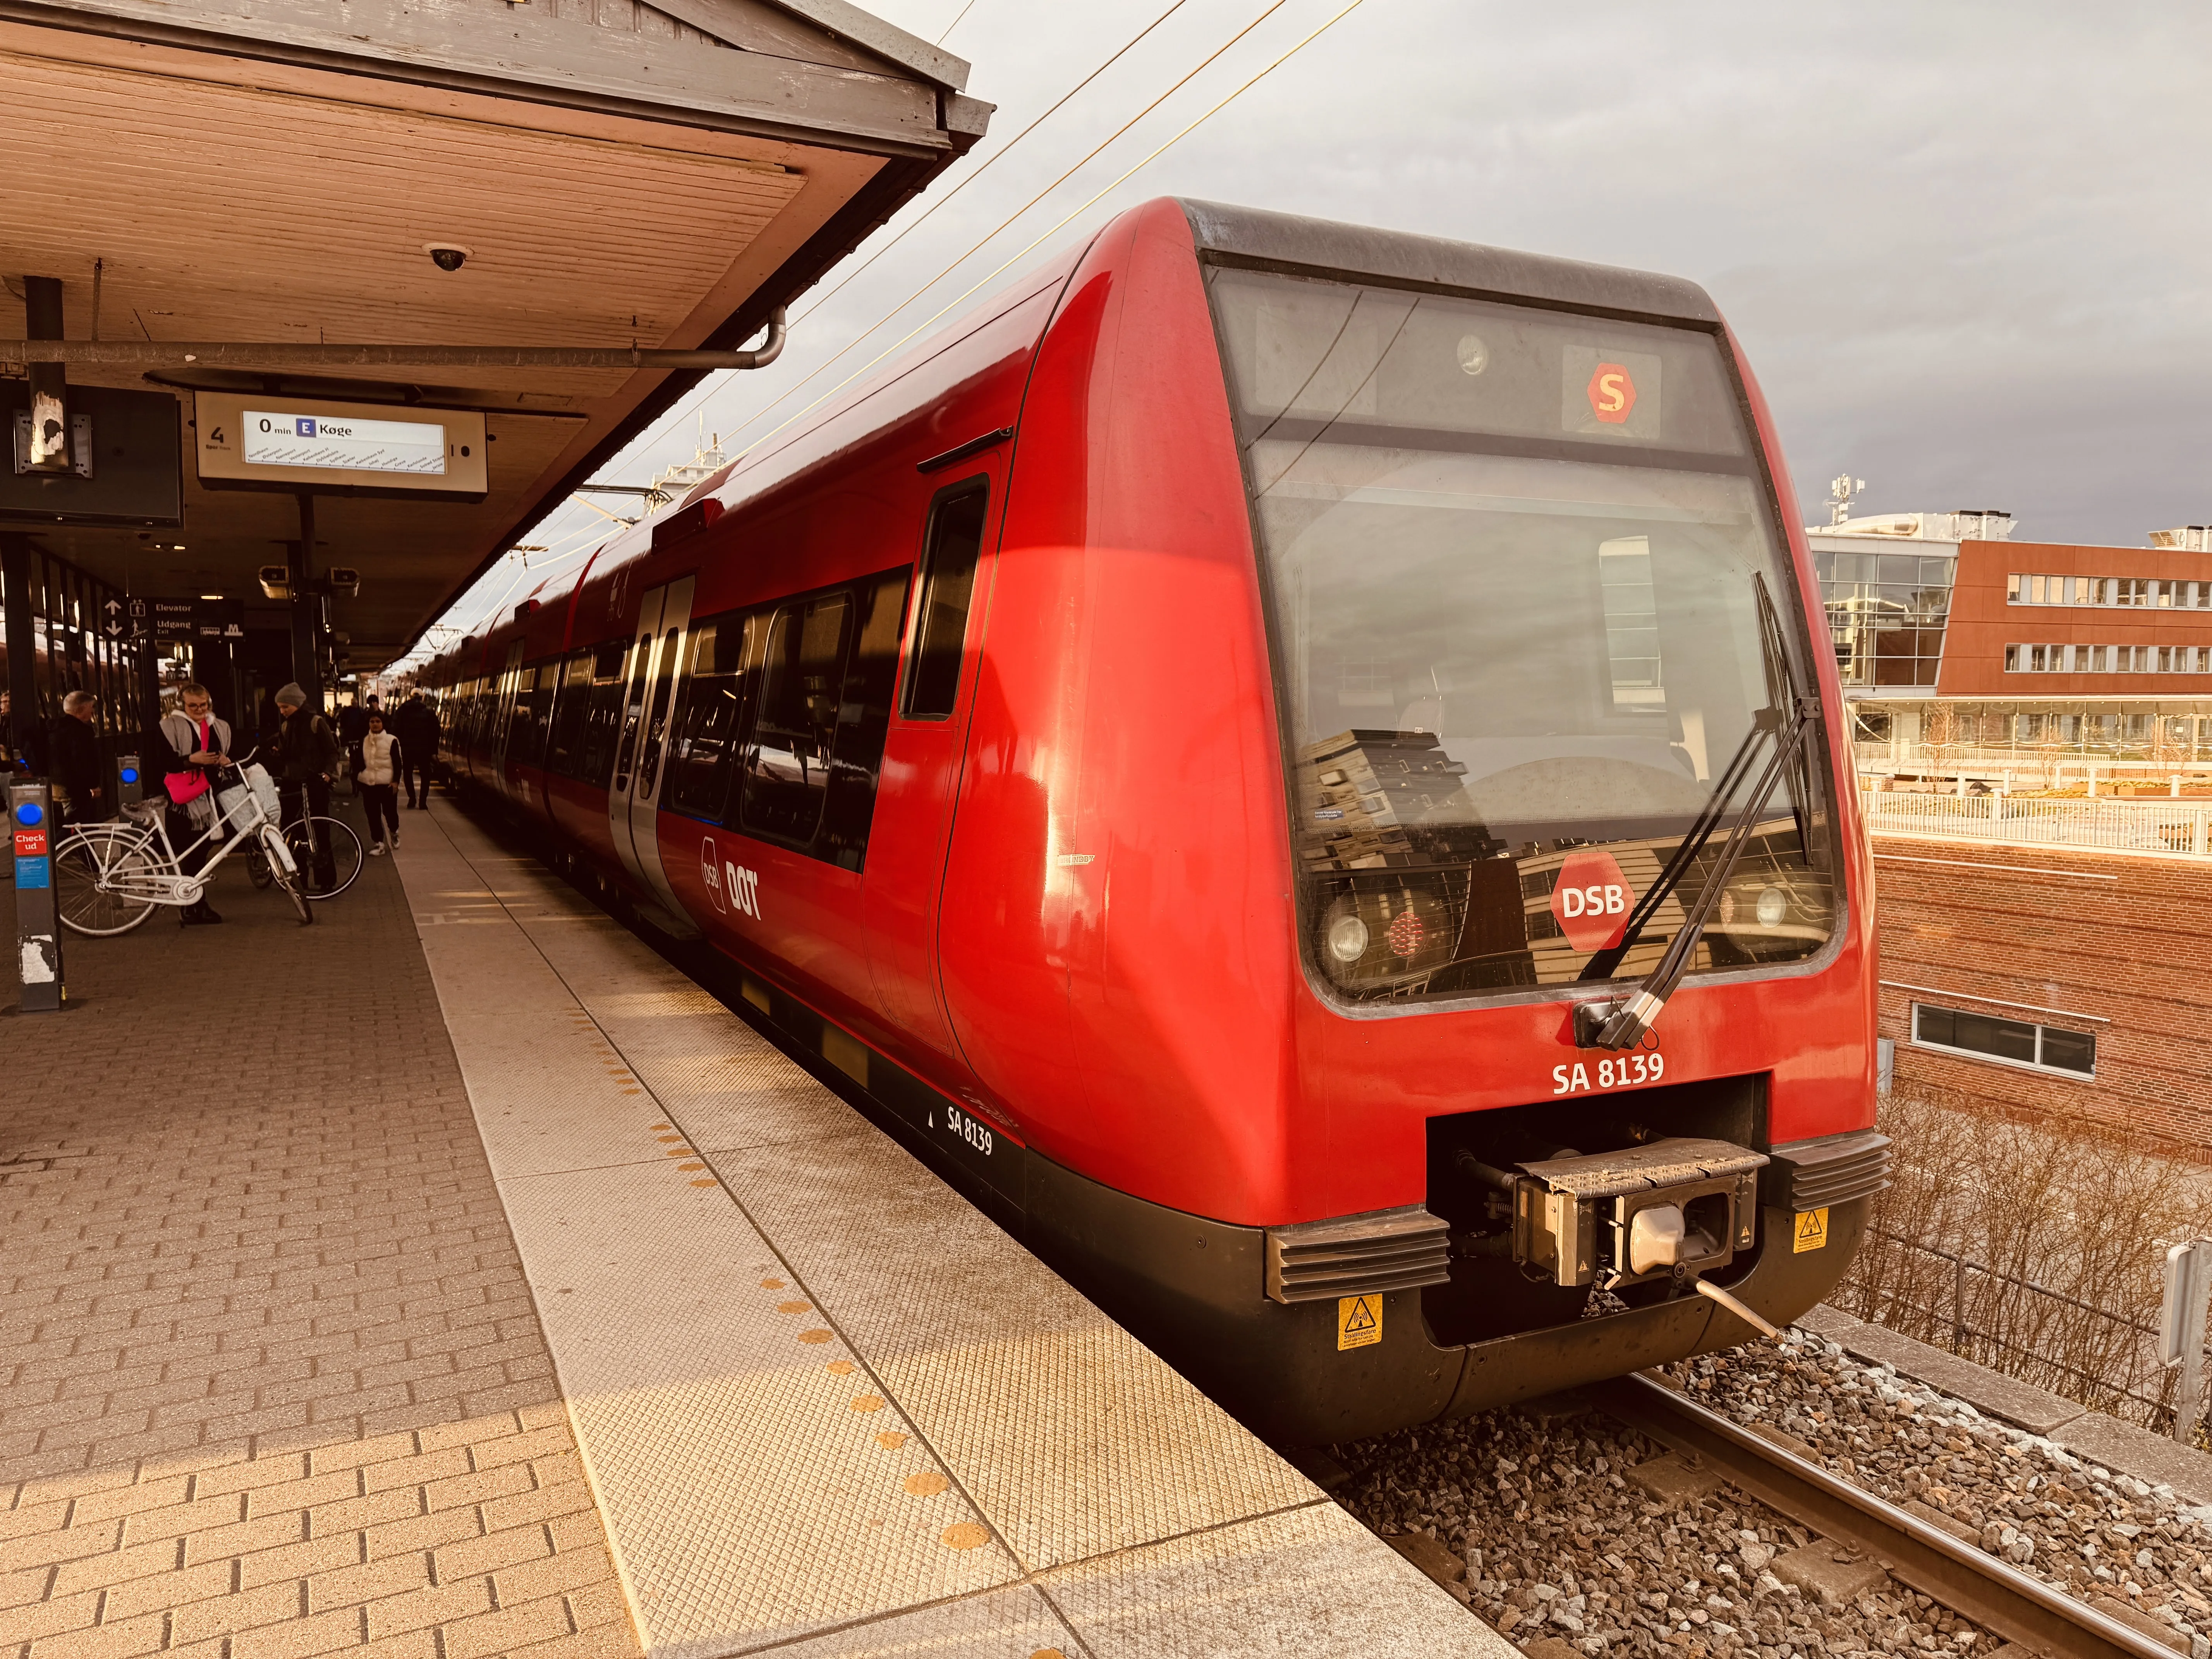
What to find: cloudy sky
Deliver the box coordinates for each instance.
[430,0,2212,641]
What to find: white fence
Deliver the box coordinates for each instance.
[1862,787,2212,858]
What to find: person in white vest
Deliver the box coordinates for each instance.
[356,709,403,854]
[155,681,233,926]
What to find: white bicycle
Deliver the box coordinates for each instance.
[53,755,314,935]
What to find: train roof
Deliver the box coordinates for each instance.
[1178,199,1723,330]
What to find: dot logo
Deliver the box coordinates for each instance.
[1586,363,1637,425]
[1549,850,1634,952]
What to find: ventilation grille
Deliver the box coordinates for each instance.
[1264,1206,1451,1304]
[1767,1130,1893,1212]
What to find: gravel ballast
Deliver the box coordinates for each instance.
[1333,1326,2212,1657]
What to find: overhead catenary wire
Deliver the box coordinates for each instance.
[793,0,1190,335]
[713,0,1369,464]
[644,0,1216,453]
[936,0,981,44]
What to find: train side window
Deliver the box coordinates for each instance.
[577,639,631,787]
[902,481,987,719]
[546,651,592,777]
[666,615,759,820]
[518,660,558,767]
[818,570,912,870]
[739,594,853,845]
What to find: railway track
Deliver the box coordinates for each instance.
[1593,1371,2177,1659]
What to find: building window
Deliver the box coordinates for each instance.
[1912,1003,2094,1078]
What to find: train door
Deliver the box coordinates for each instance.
[486,641,523,790]
[863,466,1001,1060]
[607,575,697,923]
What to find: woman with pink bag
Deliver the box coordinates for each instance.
[154,681,232,926]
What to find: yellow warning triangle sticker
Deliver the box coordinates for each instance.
[1337,1294,1382,1351]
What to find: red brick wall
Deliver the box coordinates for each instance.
[1874,834,2212,1152]
[1937,537,2212,698]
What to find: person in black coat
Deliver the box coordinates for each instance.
[49,690,107,825]
[394,693,439,808]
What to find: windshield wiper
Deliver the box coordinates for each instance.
[1573,694,1820,1049]
[1573,579,1821,1051]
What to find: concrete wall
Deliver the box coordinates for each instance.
[1872,834,2212,1151]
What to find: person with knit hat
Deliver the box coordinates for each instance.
[271,682,340,891]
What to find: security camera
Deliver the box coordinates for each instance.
[423,243,472,273]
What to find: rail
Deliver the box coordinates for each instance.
[1594,1372,2175,1659]
[1861,788,2212,857]
[1836,1228,2195,1434]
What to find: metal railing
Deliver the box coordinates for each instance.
[1835,1227,2198,1436]
[1862,788,2212,857]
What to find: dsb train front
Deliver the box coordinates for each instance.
[420,199,1887,1445]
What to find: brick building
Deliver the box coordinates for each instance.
[1872,833,2212,1151]
[1815,508,2212,757]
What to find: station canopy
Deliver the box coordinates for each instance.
[0,0,987,668]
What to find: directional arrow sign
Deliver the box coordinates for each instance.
[104,599,123,617]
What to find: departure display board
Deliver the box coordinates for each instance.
[193,392,488,498]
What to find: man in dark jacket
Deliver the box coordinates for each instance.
[50,690,108,825]
[394,693,439,809]
[271,682,340,890]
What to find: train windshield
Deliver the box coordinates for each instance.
[1206,266,1836,1006]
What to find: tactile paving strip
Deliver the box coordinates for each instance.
[397,807,1509,1659]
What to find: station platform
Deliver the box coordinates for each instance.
[1,800,1504,1659]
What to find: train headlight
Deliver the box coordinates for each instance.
[1326,912,1370,963]
[1755,886,1788,929]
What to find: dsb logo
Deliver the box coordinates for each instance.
[1558,883,1626,919]
[1549,850,1635,952]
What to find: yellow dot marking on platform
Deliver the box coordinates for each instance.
[850,1395,885,1413]
[663,1147,693,1157]
[942,1523,989,1550]
[797,1329,831,1345]
[651,1123,671,1131]
[776,1300,811,1314]
[761,1278,785,1289]
[1032,1650,1067,1659]
[1337,1294,1382,1352]
[1794,1207,1830,1253]
[678,1162,704,1171]
[621,1088,644,1095]
[657,1134,685,1143]
[903,1471,949,1496]
[876,1431,907,1450]
[827,1360,855,1376]
[689,1179,718,1188]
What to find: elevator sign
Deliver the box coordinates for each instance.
[1549,850,1634,952]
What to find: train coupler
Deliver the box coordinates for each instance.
[1496,1137,1769,1291]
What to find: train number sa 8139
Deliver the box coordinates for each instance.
[1552,1051,1664,1096]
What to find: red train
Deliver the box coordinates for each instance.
[417,198,1888,1445]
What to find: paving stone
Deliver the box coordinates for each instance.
[0,817,638,1659]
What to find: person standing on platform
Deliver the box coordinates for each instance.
[155,680,232,926]
[271,682,339,891]
[395,693,438,809]
[50,690,108,825]
[0,690,31,774]
[356,709,402,855]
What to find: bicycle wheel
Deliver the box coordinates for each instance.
[284,816,364,898]
[261,830,316,926]
[54,826,163,936]
[245,837,274,889]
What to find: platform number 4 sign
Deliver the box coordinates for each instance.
[1337,1295,1382,1352]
